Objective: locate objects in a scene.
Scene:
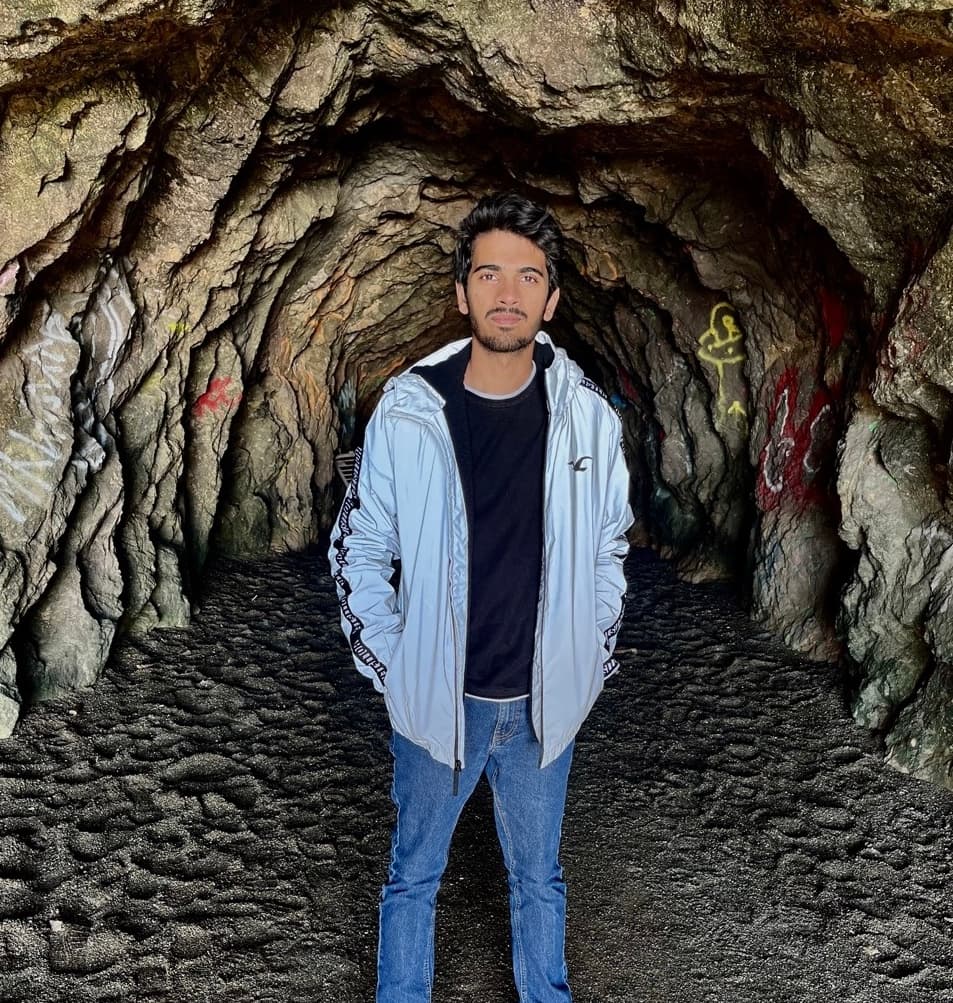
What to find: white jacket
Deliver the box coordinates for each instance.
[329,332,632,769]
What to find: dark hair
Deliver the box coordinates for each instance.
[453,192,562,292]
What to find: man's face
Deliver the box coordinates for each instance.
[455,229,560,353]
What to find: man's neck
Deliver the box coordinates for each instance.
[464,340,536,395]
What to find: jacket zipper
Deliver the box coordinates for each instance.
[536,378,556,767]
[450,593,462,796]
[444,451,465,797]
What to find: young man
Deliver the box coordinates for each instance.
[329,192,632,1003]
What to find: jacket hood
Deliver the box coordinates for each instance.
[386,331,582,417]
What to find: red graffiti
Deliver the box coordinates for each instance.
[193,377,241,418]
[757,369,839,513]
[618,369,640,403]
[819,288,846,351]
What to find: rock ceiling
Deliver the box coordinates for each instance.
[0,0,951,785]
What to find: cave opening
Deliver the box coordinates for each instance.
[206,69,868,600]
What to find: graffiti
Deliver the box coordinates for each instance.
[697,302,747,421]
[0,310,73,524]
[757,368,838,512]
[617,369,640,405]
[88,266,135,412]
[193,376,241,418]
[0,270,133,526]
[802,402,838,478]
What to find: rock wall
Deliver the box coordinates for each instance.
[0,0,951,786]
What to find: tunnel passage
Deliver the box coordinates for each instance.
[0,0,952,788]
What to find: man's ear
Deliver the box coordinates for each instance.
[543,286,560,322]
[455,281,470,316]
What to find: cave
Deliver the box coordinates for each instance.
[1,1,953,997]
[3,0,951,782]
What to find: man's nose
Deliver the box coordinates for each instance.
[497,276,519,304]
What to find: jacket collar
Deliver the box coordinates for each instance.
[387,331,580,418]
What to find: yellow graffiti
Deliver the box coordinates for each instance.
[697,302,746,420]
[140,368,165,395]
[727,400,748,420]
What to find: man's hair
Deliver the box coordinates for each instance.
[453,192,562,292]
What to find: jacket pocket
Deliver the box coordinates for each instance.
[382,635,415,736]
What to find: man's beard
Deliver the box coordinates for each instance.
[468,312,537,354]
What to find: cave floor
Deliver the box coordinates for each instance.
[1,549,952,1003]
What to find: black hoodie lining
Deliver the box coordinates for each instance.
[410,339,555,533]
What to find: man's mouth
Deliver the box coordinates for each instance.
[488,311,526,327]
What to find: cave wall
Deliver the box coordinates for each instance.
[0,0,952,786]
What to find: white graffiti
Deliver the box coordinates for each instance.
[86,265,135,413]
[761,386,793,496]
[802,404,833,477]
[0,308,74,524]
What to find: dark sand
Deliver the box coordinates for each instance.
[1,548,951,1002]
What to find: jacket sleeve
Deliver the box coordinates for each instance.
[328,397,402,693]
[595,411,633,680]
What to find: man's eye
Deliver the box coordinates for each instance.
[522,274,539,283]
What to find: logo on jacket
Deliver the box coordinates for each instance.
[568,456,592,472]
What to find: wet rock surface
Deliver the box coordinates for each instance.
[1,548,951,1003]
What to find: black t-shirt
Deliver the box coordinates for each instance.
[462,366,547,698]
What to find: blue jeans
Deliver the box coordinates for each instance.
[377,696,574,1003]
